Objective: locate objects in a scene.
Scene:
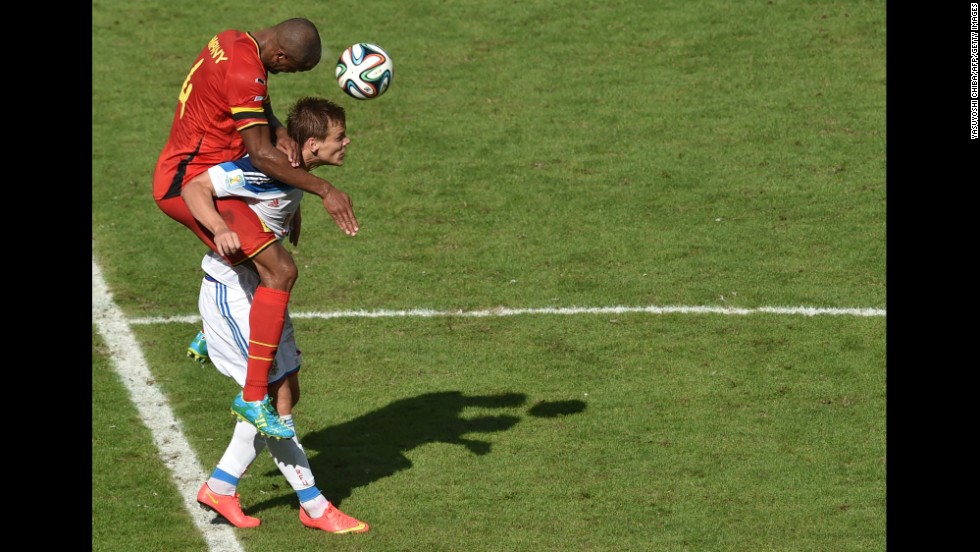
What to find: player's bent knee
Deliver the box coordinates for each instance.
[254,246,299,290]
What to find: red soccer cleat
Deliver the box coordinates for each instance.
[299,503,370,534]
[197,483,261,528]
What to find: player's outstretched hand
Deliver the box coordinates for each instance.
[213,228,242,256]
[322,188,359,236]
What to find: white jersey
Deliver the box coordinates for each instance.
[202,156,304,287]
[206,155,305,238]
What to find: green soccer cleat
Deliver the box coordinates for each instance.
[231,392,295,440]
[187,330,209,364]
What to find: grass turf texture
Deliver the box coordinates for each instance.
[93,1,886,551]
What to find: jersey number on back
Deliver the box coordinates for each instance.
[178,58,206,119]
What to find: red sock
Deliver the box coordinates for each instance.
[242,286,291,402]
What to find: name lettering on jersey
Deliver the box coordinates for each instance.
[207,35,229,64]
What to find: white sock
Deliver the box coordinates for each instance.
[266,432,316,490]
[278,414,304,449]
[211,420,265,493]
[301,494,329,518]
[205,478,237,496]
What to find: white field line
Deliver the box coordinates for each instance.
[97,247,884,552]
[92,257,245,552]
[129,304,885,326]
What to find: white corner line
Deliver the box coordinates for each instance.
[93,255,245,552]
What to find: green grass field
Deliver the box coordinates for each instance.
[92,1,886,550]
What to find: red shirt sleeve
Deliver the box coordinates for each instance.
[224,33,270,132]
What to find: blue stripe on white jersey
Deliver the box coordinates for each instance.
[212,156,296,200]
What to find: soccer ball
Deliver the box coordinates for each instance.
[336,43,393,100]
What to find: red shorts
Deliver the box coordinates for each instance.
[156,195,279,266]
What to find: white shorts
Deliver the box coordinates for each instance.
[198,273,301,387]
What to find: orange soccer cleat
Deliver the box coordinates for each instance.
[299,503,370,534]
[197,483,261,528]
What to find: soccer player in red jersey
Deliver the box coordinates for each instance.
[153,18,359,439]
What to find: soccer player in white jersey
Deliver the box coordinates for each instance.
[181,97,369,534]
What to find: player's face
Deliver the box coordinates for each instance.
[314,124,350,166]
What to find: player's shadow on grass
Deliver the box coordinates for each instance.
[248,391,585,513]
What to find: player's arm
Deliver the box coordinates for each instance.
[181,172,242,256]
[240,124,360,237]
[267,104,301,168]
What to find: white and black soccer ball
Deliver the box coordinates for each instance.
[336,43,393,100]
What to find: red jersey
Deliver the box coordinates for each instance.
[153,30,272,201]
